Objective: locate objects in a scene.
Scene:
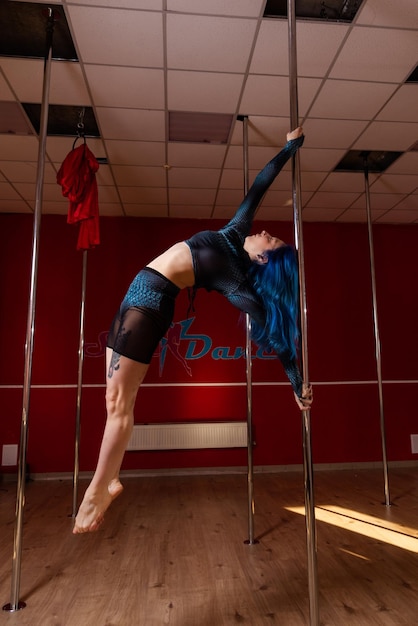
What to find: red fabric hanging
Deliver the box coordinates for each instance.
[57,143,100,250]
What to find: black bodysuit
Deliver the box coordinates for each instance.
[108,135,304,396]
[185,135,304,396]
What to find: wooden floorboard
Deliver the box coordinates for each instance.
[1,468,418,625]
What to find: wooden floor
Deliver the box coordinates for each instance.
[1,467,418,626]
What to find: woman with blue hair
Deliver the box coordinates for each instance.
[74,126,312,533]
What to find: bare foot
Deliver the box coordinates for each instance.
[287,126,303,141]
[108,477,124,501]
[72,480,123,534]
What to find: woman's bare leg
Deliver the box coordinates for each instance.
[73,348,149,534]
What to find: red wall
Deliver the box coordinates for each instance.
[1,213,417,474]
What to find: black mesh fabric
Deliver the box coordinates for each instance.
[107,268,180,364]
[185,136,304,396]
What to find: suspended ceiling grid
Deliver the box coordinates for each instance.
[0,0,417,224]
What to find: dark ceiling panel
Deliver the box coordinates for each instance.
[0,1,77,61]
[406,65,418,83]
[22,104,100,137]
[169,111,234,144]
[334,150,403,173]
[0,101,34,135]
[263,0,365,22]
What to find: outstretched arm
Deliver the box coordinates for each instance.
[228,290,311,410]
[224,127,304,237]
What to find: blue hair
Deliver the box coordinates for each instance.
[247,245,299,359]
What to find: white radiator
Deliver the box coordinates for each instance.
[127,421,248,451]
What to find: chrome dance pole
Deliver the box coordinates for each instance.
[287,1,319,624]
[362,153,391,507]
[71,249,88,518]
[238,115,257,545]
[3,7,55,614]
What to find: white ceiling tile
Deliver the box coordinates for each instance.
[0,161,56,184]
[357,0,418,28]
[391,195,418,210]
[291,78,325,119]
[168,168,220,188]
[296,22,350,78]
[43,184,67,202]
[0,136,39,160]
[336,208,387,222]
[353,121,418,151]
[97,108,165,141]
[168,144,226,168]
[167,70,244,113]
[300,148,345,172]
[219,169,243,189]
[212,205,236,220]
[167,14,257,72]
[260,189,294,207]
[319,172,367,192]
[240,75,290,117]
[370,174,418,194]
[105,141,165,166]
[0,71,14,99]
[249,21,289,76]
[216,189,244,207]
[306,191,361,208]
[67,6,164,66]
[98,186,119,203]
[0,199,31,213]
[0,182,22,200]
[170,205,212,218]
[167,0,264,18]
[0,59,90,105]
[309,79,397,120]
[230,116,292,147]
[255,207,294,222]
[350,193,405,210]
[12,182,34,201]
[223,144,249,168]
[41,202,69,215]
[95,165,114,185]
[301,207,344,221]
[262,169,293,192]
[376,85,418,123]
[385,152,418,175]
[124,204,168,217]
[86,66,164,109]
[302,119,369,149]
[329,26,418,82]
[240,75,322,117]
[169,188,216,205]
[300,171,329,192]
[98,203,125,217]
[119,187,167,203]
[375,209,418,223]
[112,165,166,186]
[69,0,161,8]
[250,21,349,78]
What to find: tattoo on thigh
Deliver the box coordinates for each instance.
[108,351,121,378]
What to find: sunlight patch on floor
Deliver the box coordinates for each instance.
[286,505,418,554]
[339,547,370,560]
